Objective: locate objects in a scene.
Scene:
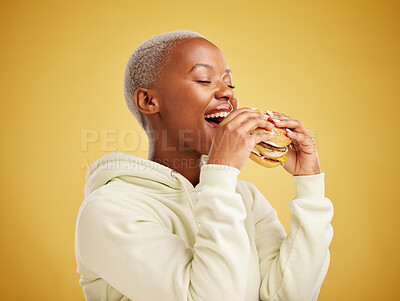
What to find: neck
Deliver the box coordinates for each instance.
[148,142,203,187]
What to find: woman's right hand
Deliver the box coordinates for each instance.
[206,108,275,171]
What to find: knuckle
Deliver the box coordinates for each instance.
[296,133,305,140]
[232,127,241,135]
[235,110,249,117]
[307,137,316,145]
[243,107,255,112]
[224,122,234,131]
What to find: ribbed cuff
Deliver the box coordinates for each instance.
[293,172,325,199]
[197,164,240,193]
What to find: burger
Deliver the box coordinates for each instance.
[249,109,292,168]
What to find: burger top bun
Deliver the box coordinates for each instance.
[250,127,292,147]
[250,108,291,147]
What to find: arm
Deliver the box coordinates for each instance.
[251,173,333,301]
[76,164,250,301]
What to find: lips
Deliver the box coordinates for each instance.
[204,104,233,128]
[204,104,233,116]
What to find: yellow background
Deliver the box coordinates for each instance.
[1,0,399,300]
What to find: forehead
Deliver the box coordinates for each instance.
[164,38,228,72]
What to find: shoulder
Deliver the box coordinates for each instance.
[77,182,153,224]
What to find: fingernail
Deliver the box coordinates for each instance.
[250,107,257,110]
[272,118,280,123]
[286,128,292,134]
[263,114,270,119]
[266,120,275,128]
[266,110,274,117]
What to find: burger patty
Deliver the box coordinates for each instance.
[252,150,281,162]
[259,141,288,152]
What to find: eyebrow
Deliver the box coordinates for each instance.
[189,63,232,74]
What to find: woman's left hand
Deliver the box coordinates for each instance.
[266,111,321,176]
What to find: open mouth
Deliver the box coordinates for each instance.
[204,111,230,127]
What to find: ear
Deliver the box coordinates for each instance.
[134,88,160,115]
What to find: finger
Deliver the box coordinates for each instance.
[271,111,288,118]
[245,132,274,152]
[242,115,275,132]
[265,110,275,118]
[270,118,310,136]
[223,107,261,122]
[270,112,297,124]
[269,112,307,132]
[253,132,274,144]
[286,129,316,154]
[225,110,275,131]
[266,111,291,123]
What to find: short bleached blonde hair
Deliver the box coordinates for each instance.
[123,30,205,130]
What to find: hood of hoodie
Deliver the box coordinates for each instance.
[84,152,209,210]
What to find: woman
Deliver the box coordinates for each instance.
[75,30,333,301]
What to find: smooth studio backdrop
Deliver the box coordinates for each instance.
[1,1,399,300]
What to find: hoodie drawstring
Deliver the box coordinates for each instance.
[170,170,195,213]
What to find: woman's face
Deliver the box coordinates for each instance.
[152,37,238,156]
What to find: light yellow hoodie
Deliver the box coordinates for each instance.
[75,152,333,301]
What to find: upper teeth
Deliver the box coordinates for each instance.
[204,111,230,118]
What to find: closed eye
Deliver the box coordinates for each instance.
[196,80,235,89]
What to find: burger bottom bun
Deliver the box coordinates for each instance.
[249,152,281,168]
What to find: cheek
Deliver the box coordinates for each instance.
[172,90,210,119]
[162,82,211,119]
[181,85,209,103]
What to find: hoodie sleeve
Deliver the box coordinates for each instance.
[76,164,250,301]
[250,173,334,301]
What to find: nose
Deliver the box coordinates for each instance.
[214,81,235,102]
